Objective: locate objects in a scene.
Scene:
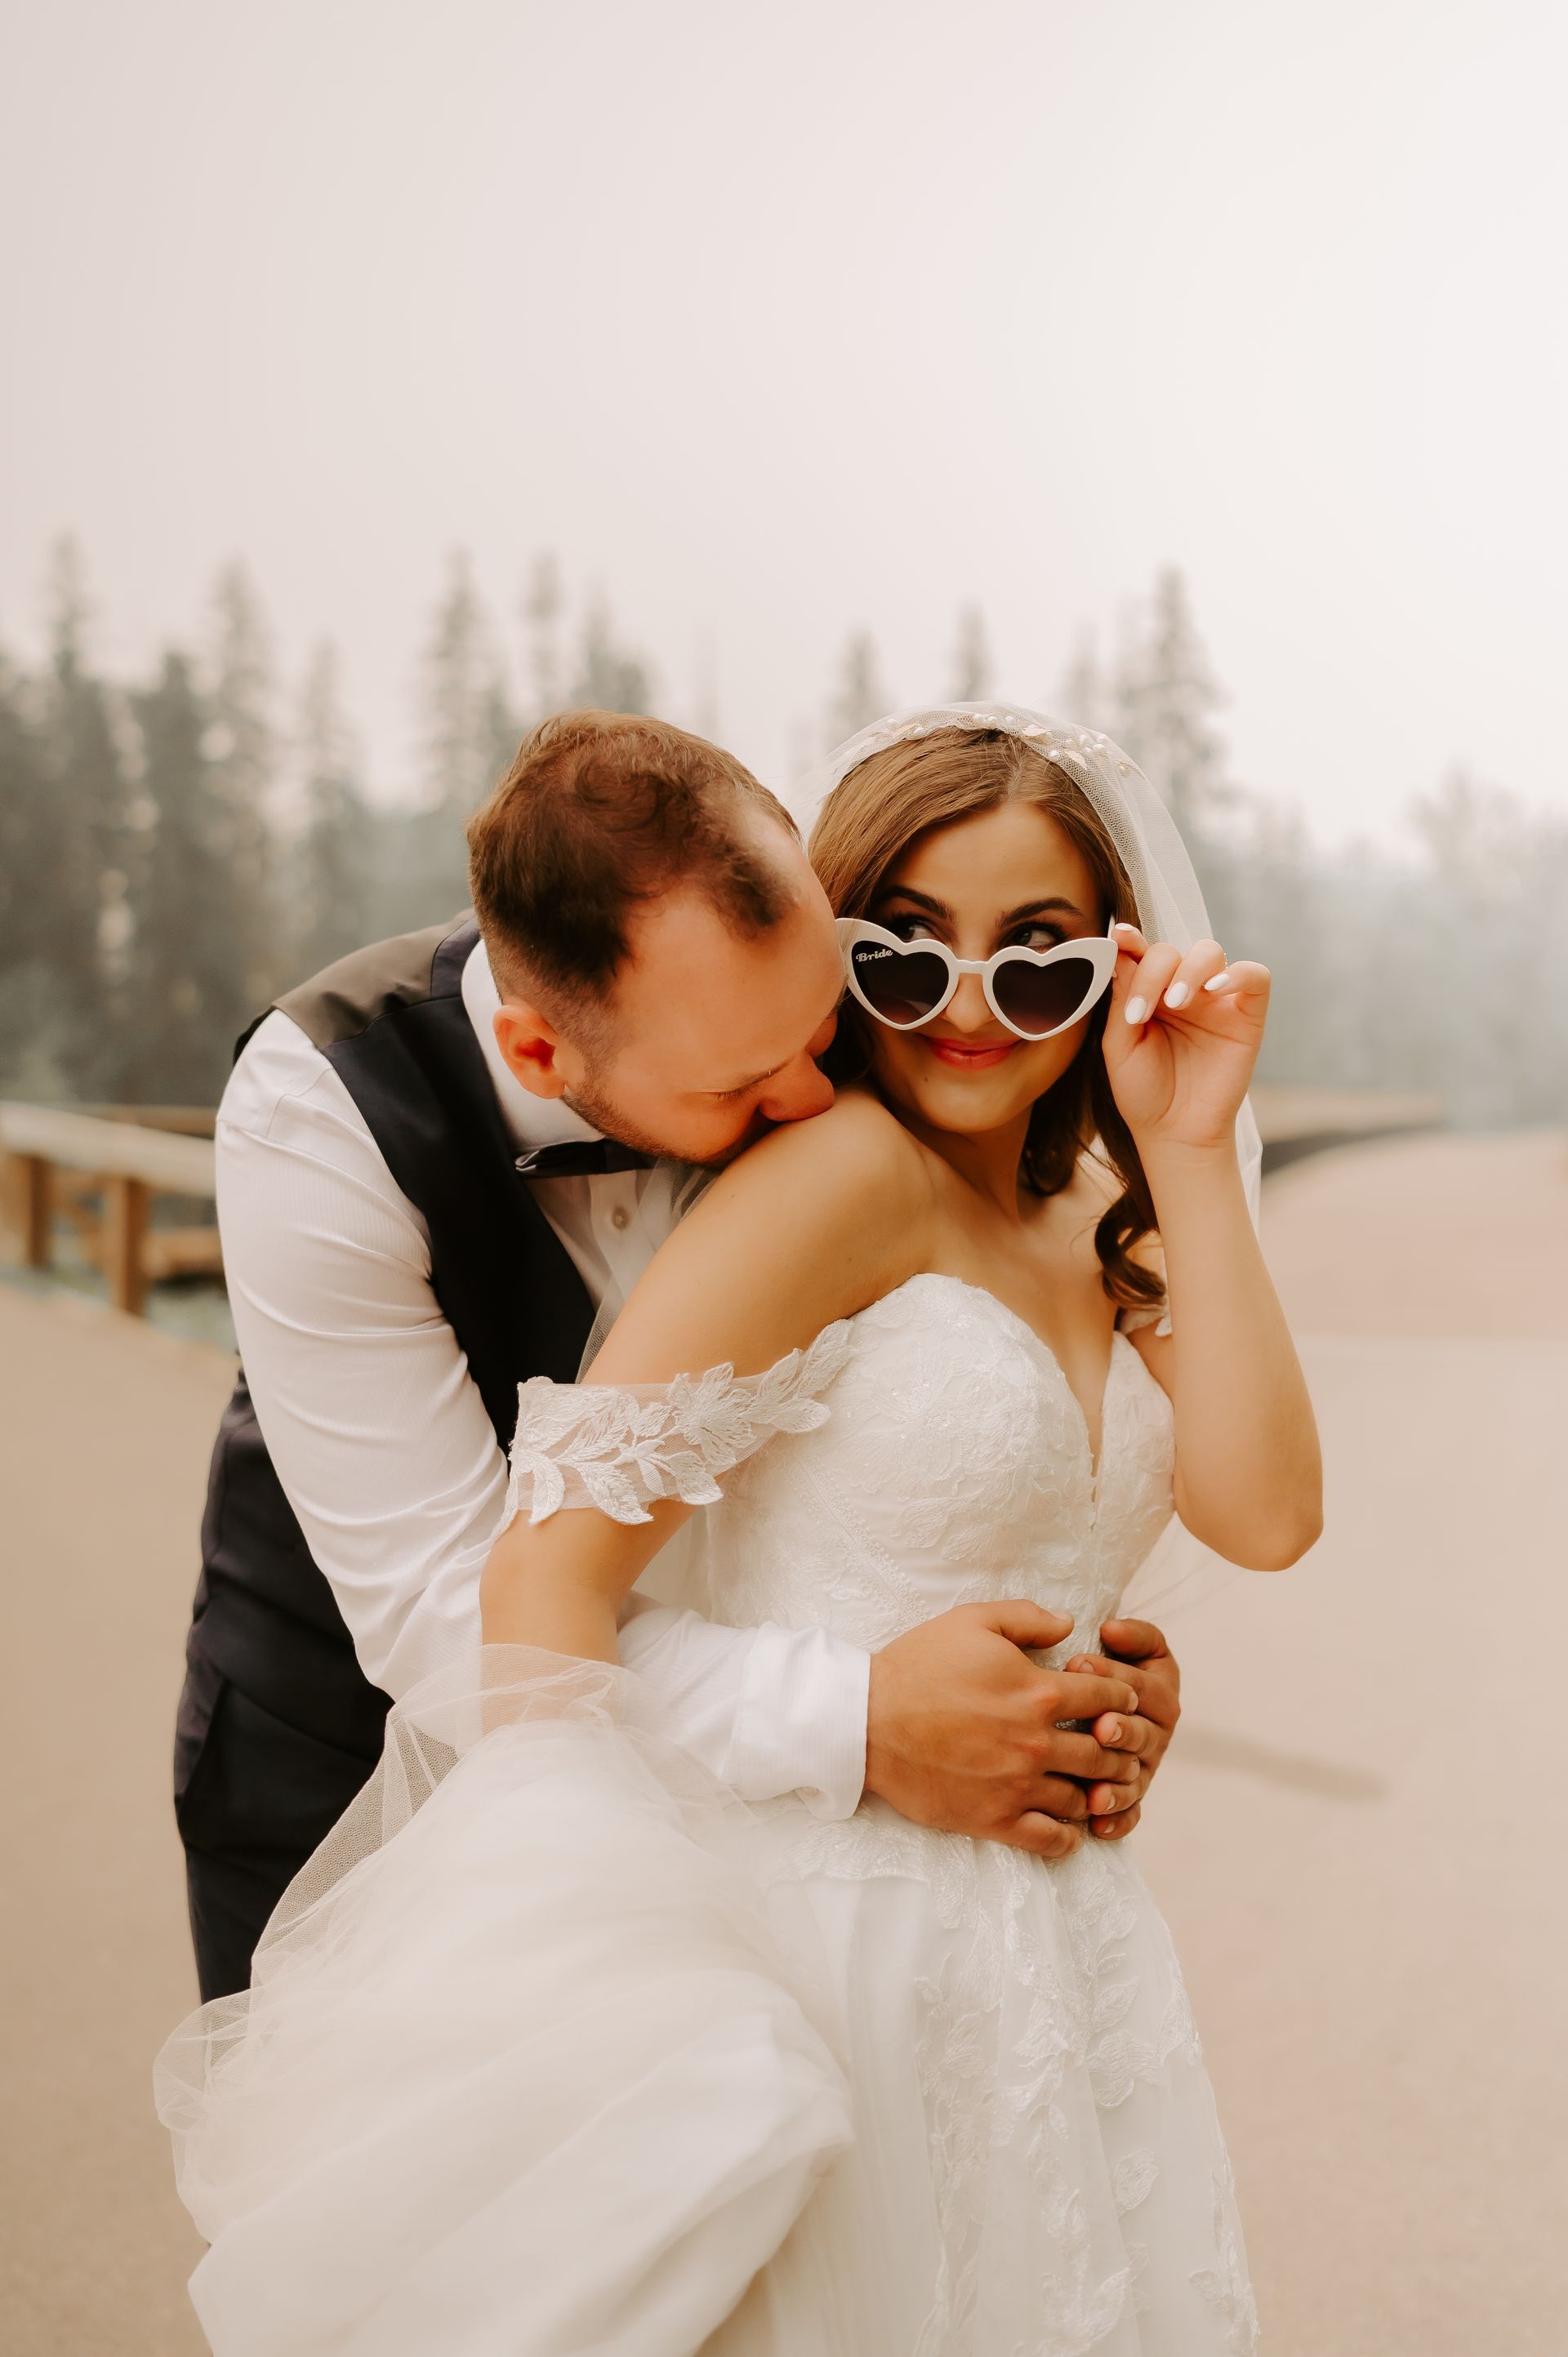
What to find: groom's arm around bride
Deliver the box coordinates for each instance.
[173,710,1169,2003]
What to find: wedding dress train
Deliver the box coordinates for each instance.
[158,1273,1257,2355]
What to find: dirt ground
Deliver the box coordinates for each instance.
[1,1126,1564,2355]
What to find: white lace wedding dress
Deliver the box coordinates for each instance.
[158,1272,1257,2357]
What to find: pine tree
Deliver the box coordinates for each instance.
[1054,630,1110,732]
[124,650,254,1104]
[0,649,37,972]
[523,554,564,724]
[949,605,991,702]
[1113,568,1230,836]
[1403,770,1568,1125]
[826,630,886,744]
[206,564,281,1003]
[421,551,515,818]
[568,595,653,715]
[292,642,372,978]
[411,553,519,920]
[482,671,523,799]
[0,644,60,1094]
[37,540,135,1096]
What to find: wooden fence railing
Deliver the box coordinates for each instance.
[0,1085,1445,1322]
[0,1103,217,1317]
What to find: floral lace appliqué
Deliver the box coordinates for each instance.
[503,1321,853,1527]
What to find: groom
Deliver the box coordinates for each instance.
[176,709,1183,2002]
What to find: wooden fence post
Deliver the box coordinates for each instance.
[2,1108,220,1321]
[101,1174,150,1317]
[19,1154,51,1268]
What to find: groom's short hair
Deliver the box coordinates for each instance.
[467,710,799,1025]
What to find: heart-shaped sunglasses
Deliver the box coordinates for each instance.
[838,919,1121,1042]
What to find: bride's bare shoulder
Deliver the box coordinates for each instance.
[726,1085,927,1192]
[590,1091,933,1382]
[687,1087,934,1263]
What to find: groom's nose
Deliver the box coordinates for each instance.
[756,1052,835,1127]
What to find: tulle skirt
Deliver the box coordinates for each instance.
[158,1650,1254,2355]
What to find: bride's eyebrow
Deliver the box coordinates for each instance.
[999,895,1089,926]
[875,885,1089,927]
[874,884,949,916]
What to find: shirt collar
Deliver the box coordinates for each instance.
[461,938,605,1153]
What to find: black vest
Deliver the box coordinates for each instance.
[189,915,597,1761]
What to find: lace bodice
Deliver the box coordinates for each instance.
[697,1274,1174,1662]
[506,1273,1175,1664]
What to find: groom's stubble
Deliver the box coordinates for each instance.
[559,1072,784,1170]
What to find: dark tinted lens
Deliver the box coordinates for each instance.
[991,954,1098,1037]
[850,940,949,1026]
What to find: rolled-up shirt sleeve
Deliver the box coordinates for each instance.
[215,1014,869,1816]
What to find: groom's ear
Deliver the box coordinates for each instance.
[493,1000,570,1099]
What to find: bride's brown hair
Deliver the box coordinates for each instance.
[809,728,1164,1317]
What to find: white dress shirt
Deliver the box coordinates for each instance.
[215,940,871,1818]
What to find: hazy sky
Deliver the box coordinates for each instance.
[2,0,1564,844]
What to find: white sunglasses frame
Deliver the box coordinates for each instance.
[837,918,1122,1042]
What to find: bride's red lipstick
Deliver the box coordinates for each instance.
[923,1036,1018,1071]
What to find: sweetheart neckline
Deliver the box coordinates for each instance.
[858,1269,1163,1486]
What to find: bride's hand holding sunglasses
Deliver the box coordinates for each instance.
[837,913,1270,1152]
[1102,920,1272,1156]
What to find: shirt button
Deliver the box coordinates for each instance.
[611,1205,630,1231]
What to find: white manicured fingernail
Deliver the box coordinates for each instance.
[1112,922,1138,934]
[1125,997,1147,1025]
[1164,981,1190,1009]
[1203,971,1231,993]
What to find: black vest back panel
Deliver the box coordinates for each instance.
[189,916,597,1758]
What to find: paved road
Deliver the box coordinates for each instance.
[1139,1129,1568,2355]
[0,1288,223,2355]
[1,1128,1564,2354]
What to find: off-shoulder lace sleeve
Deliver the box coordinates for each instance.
[501,1321,854,1530]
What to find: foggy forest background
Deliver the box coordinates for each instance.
[2,540,1565,1130]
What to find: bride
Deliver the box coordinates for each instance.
[158,706,1320,2355]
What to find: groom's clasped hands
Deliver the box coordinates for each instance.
[862,1600,1179,1857]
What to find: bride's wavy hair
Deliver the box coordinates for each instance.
[809,727,1163,1316]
